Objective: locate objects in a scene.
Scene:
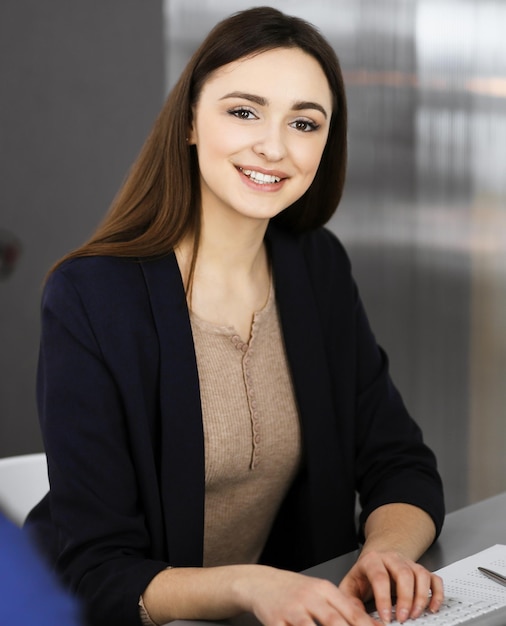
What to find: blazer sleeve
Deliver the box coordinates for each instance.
[301,228,445,540]
[33,264,168,626]
[352,285,445,537]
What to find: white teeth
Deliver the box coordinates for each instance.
[241,168,281,184]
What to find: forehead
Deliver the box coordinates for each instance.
[198,47,333,111]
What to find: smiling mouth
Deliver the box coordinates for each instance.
[238,167,282,185]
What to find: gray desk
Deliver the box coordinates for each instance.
[169,492,506,626]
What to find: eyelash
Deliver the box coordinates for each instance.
[227,107,320,133]
[292,119,320,133]
[228,107,257,121]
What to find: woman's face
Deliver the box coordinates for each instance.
[189,47,333,225]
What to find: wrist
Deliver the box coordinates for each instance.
[229,564,272,614]
[362,503,436,561]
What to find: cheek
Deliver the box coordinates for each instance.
[296,141,327,178]
[196,122,244,161]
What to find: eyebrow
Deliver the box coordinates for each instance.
[220,91,328,119]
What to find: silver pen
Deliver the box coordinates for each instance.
[478,566,506,587]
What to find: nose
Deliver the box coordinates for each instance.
[252,125,287,162]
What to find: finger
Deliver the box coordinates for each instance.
[428,574,444,614]
[322,599,378,626]
[309,602,356,626]
[279,581,360,626]
[385,563,415,624]
[408,568,444,619]
[364,566,395,624]
[340,568,392,626]
[409,567,432,619]
[322,585,379,626]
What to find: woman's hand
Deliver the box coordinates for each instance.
[336,502,444,623]
[237,565,378,626]
[143,564,376,626]
[338,549,444,624]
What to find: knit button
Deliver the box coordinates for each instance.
[250,399,257,409]
[254,434,260,444]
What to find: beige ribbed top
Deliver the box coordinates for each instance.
[189,282,302,567]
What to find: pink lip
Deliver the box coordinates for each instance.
[235,165,290,179]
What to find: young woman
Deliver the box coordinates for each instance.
[27,7,445,626]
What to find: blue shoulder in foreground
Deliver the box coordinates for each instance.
[0,511,82,625]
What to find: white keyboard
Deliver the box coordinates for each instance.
[369,596,506,625]
[368,546,506,625]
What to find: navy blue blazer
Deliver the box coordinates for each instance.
[27,225,444,626]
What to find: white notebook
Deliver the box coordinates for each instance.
[369,544,506,625]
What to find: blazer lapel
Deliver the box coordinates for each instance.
[141,255,205,566]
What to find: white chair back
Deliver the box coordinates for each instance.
[0,453,49,525]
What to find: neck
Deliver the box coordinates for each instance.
[175,213,271,341]
[177,212,270,286]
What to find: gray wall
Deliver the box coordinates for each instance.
[0,0,164,455]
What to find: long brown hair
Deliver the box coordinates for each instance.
[51,7,347,278]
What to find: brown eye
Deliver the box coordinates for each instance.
[228,107,257,120]
[292,119,319,132]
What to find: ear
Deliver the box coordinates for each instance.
[187,111,197,145]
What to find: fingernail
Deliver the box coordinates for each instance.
[397,608,409,623]
[430,602,442,613]
[380,609,391,623]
